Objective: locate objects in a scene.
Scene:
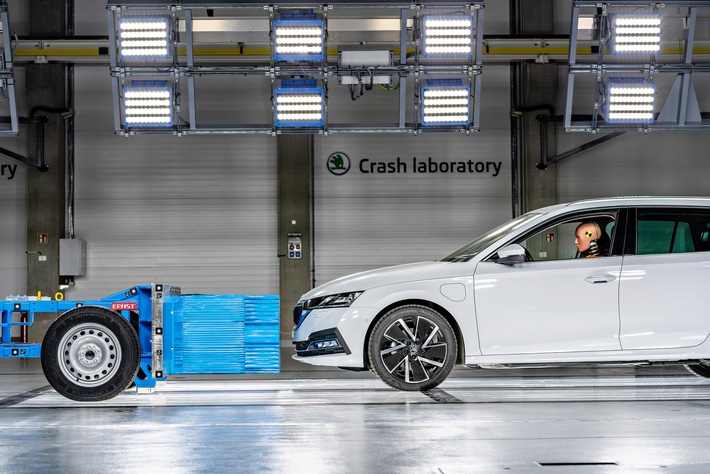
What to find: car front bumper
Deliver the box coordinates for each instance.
[292,305,379,368]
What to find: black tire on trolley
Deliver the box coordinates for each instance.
[40,306,141,402]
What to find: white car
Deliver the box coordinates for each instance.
[292,197,710,391]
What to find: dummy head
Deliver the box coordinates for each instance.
[575,222,602,253]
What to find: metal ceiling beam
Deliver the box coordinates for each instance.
[11,37,710,63]
[106,0,484,8]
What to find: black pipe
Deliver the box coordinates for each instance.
[68,0,76,239]
[509,0,519,217]
[536,114,626,169]
[0,116,49,170]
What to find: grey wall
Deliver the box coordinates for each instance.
[0,152,26,297]
[71,66,279,299]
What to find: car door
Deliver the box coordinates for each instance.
[618,207,710,350]
[474,209,624,355]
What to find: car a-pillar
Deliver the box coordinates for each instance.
[40,306,141,402]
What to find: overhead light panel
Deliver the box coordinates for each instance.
[421,79,470,126]
[604,78,655,124]
[123,81,174,127]
[118,17,171,60]
[610,14,661,55]
[421,15,473,58]
[274,15,324,61]
[274,79,324,128]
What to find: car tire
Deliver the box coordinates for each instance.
[684,361,710,378]
[41,306,141,402]
[368,305,457,391]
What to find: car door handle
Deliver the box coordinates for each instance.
[585,275,616,284]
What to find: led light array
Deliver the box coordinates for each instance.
[274,87,324,128]
[274,19,325,61]
[118,18,171,60]
[422,15,473,58]
[604,79,655,123]
[421,84,471,126]
[123,82,173,127]
[611,14,661,54]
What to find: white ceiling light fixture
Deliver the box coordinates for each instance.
[123,81,174,127]
[421,80,471,126]
[274,79,324,128]
[274,15,325,62]
[119,17,171,60]
[604,78,655,124]
[610,14,661,55]
[421,15,473,58]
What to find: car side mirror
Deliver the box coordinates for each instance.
[493,244,526,265]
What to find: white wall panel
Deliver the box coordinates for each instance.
[72,66,278,300]
[314,130,512,285]
[558,131,710,203]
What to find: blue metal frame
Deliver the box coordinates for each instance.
[1,284,279,392]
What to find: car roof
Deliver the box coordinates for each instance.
[534,196,710,215]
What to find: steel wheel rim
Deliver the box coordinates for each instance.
[379,315,448,384]
[57,322,122,387]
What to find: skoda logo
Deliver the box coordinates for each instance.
[327,152,351,176]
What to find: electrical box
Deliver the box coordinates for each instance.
[60,239,86,276]
[287,233,303,259]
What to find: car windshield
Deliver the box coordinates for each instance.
[441,212,544,262]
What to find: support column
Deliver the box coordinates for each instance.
[277,135,313,352]
[515,0,558,213]
[521,63,558,213]
[25,0,67,342]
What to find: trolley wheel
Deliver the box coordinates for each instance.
[41,306,141,402]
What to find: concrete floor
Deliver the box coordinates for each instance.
[2,359,710,473]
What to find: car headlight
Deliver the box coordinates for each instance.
[305,291,363,310]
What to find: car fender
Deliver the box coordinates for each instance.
[353,276,481,360]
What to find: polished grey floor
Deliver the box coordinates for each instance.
[2,359,710,473]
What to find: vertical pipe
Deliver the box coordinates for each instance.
[510,0,520,217]
[20,313,28,343]
[67,0,75,238]
[539,116,548,168]
[185,9,197,130]
[398,8,407,129]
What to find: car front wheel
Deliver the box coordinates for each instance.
[368,305,457,391]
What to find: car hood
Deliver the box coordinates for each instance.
[301,261,471,300]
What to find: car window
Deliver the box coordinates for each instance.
[441,212,543,262]
[637,209,710,255]
[514,213,617,262]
